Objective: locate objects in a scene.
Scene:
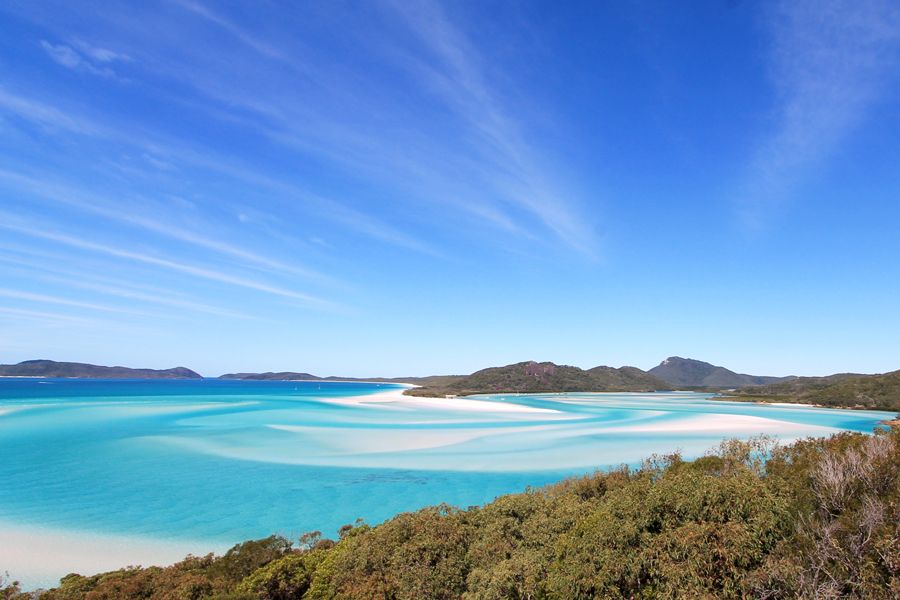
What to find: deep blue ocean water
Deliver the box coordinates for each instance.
[0,378,892,587]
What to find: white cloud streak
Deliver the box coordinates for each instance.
[5,2,599,260]
[0,87,438,259]
[0,306,96,325]
[739,0,900,227]
[117,1,593,256]
[0,87,103,135]
[0,288,154,317]
[0,218,333,308]
[0,169,329,282]
[171,0,284,60]
[0,251,253,320]
[72,39,131,63]
[384,0,597,256]
[40,40,123,78]
[47,277,255,320]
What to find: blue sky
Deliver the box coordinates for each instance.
[1,0,898,377]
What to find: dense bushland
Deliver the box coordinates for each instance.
[734,370,900,412]
[11,427,898,599]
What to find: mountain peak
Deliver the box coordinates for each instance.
[649,357,786,388]
[659,356,707,366]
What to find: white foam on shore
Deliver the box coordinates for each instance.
[0,521,218,591]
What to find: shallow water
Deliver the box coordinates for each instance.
[0,378,892,588]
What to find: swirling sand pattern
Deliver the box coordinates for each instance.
[0,379,892,588]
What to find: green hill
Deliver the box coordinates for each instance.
[406,361,668,397]
[220,371,321,381]
[731,369,900,412]
[0,360,202,379]
[648,356,790,388]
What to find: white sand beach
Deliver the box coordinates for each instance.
[322,386,564,415]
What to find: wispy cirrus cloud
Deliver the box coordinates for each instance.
[0,216,333,309]
[0,305,97,325]
[0,87,103,135]
[0,86,439,260]
[0,250,254,320]
[72,39,132,64]
[0,169,330,282]
[383,0,598,256]
[41,277,256,320]
[115,1,597,257]
[0,288,155,317]
[170,0,284,60]
[40,39,130,78]
[738,0,900,228]
[5,1,599,263]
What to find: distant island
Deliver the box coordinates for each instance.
[220,371,321,381]
[218,371,463,387]
[643,357,898,412]
[402,361,666,396]
[220,362,666,396]
[728,369,900,413]
[0,360,202,379]
[4,357,898,412]
[225,357,899,412]
[221,356,797,394]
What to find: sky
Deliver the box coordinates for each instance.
[0,0,899,378]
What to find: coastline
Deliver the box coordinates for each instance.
[2,385,893,591]
[321,386,564,415]
[718,393,898,414]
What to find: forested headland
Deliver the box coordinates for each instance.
[729,370,900,413]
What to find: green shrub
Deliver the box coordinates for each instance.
[237,551,326,600]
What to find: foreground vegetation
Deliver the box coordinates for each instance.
[4,426,897,599]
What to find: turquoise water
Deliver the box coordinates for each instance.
[0,378,892,586]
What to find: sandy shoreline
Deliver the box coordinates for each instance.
[323,387,563,414]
